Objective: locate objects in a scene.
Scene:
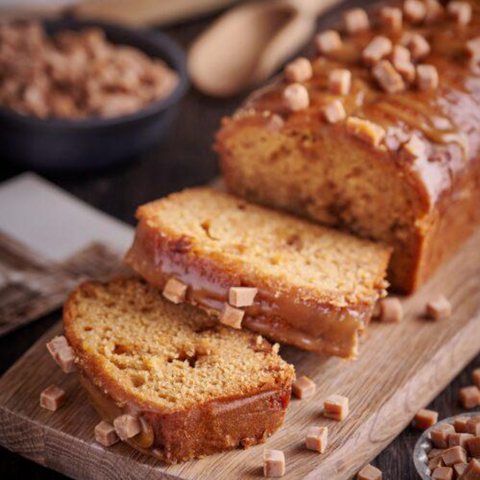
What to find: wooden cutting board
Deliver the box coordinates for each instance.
[0,209,479,478]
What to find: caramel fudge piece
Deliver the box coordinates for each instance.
[56,347,76,373]
[283,84,309,111]
[263,449,285,477]
[391,45,416,83]
[285,58,313,84]
[414,409,438,430]
[46,335,76,373]
[466,416,480,435]
[113,414,142,441]
[125,189,390,359]
[448,433,474,449]
[425,0,445,23]
[220,304,244,329]
[404,33,431,60]
[453,463,467,478]
[431,423,456,448]
[459,386,480,409]
[46,335,68,357]
[454,416,471,433]
[357,464,382,480]
[40,385,66,412]
[372,60,405,93]
[292,376,316,399]
[344,8,370,34]
[404,0,427,23]
[328,69,351,95]
[441,446,467,467]
[428,455,444,470]
[378,298,403,323]
[346,117,386,147]
[403,134,426,160]
[229,287,258,308]
[94,421,119,447]
[459,459,480,480]
[363,36,392,66]
[163,278,188,304]
[466,436,480,457]
[305,426,328,453]
[324,394,349,421]
[426,295,452,320]
[448,1,472,26]
[416,64,439,91]
[380,7,402,32]
[432,467,453,480]
[428,448,446,459]
[315,30,342,55]
[323,99,346,124]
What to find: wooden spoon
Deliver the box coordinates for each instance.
[188,0,343,97]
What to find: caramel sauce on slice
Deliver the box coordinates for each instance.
[132,417,155,449]
[125,223,376,359]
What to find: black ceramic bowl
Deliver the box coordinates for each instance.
[0,19,189,173]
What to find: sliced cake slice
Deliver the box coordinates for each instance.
[64,278,294,463]
[125,188,392,359]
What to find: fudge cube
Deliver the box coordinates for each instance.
[305,426,328,453]
[459,386,480,409]
[441,446,467,467]
[414,409,438,430]
[431,423,455,448]
[292,376,316,399]
[40,385,66,412]
[357,464,382,480]
[324,394,349,421]
[263,449,285,477]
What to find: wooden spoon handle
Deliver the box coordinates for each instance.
[287,0,344,17]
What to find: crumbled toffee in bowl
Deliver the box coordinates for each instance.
[0,22,179,119]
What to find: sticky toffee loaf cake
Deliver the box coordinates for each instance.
[63,277,294,463]
[125,188,391,359]
[216,0,480,293]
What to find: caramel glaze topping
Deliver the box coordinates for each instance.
[79,370,291,462]
[125,222,377,359]
[240,0,480,207]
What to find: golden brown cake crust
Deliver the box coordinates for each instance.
[125,188,390,359]
[63,278,294,463]
[216,0,480,293]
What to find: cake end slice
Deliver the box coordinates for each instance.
[63,277,295,463]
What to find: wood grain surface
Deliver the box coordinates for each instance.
[0,227,478,479]
[0,1,479,478]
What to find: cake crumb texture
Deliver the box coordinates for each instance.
[136,188,390,307]
[64,277,295,414]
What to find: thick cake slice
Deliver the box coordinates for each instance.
[216,0,480,293]
[64,277,294,463]
[125,188,391,359]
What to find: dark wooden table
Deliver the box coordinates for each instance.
[0,1,478,478]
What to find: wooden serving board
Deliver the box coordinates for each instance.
[0,230,479,478]
[0,174,479,479]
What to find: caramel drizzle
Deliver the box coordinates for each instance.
[250,1,480,159]
[375,98,468,158]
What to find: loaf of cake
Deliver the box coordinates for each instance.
[125,188,391,359]
[63,277,294,463]
[216,0,480,293]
